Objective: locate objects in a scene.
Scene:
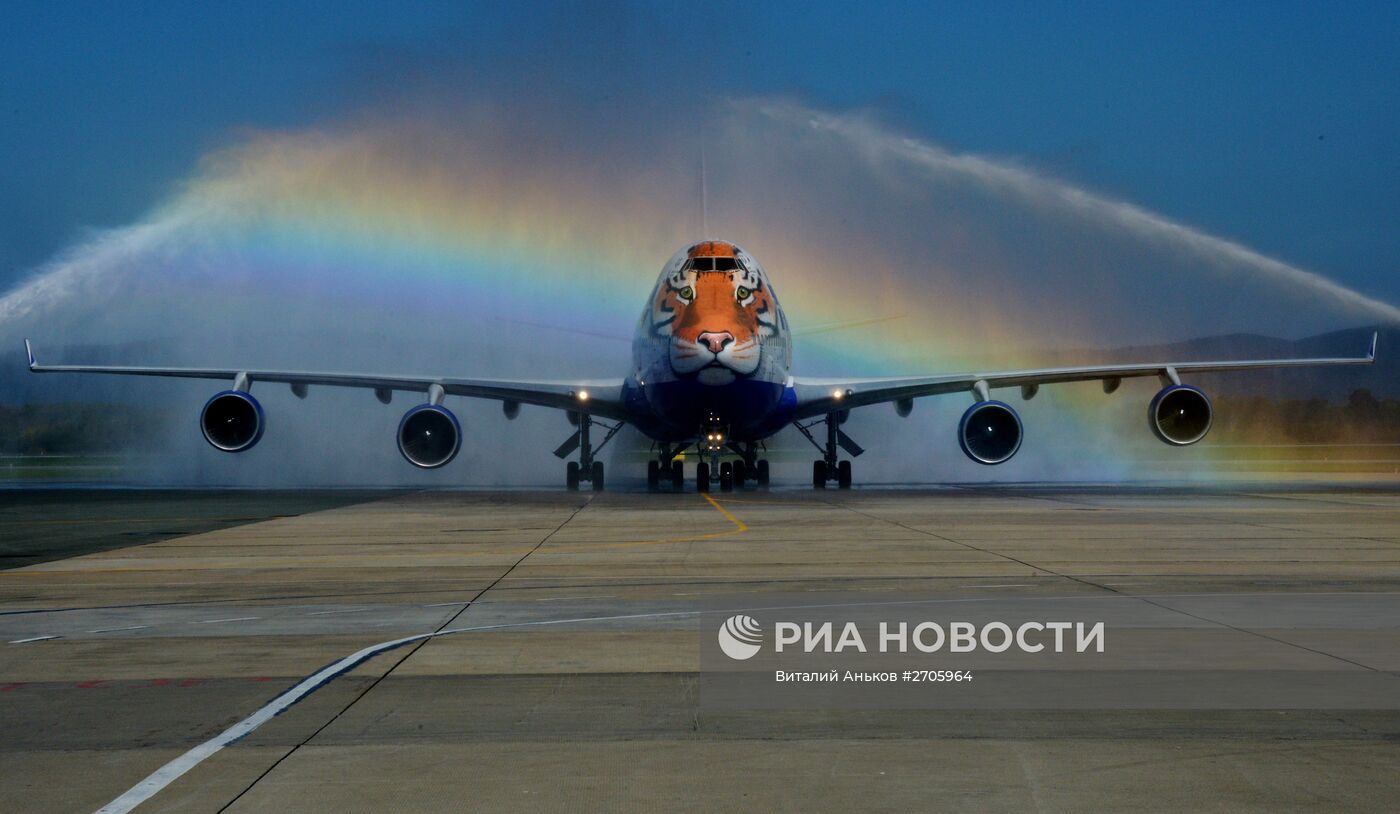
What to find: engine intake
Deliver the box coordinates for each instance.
[958,400,1023,465]
[1149,384,1212,446]
[397,404,461,468]
[200,390,265,452]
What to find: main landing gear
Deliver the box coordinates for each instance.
[646,447,687,492]
[646,440,770,493]
[794,411,863,489]
[695,440,770,493]
[555,411,623,492]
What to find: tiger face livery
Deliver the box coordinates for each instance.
[642,241,789,387]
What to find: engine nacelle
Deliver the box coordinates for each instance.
[201,390,265,452]
[1149,384,1212,446]
[958,400,1023,465]
[397,404,462,468]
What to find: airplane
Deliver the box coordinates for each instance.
[24,239,1378,492]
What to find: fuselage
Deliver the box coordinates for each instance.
[622,240,795,443]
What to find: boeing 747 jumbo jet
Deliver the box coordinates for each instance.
[25,240,1377,491]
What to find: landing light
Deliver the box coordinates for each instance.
[577,390,590,402]
[832,389,844,400]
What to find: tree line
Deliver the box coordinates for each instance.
[0,403,170,455]
[1213,390,1400,444]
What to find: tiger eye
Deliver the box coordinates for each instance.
[680,286,694,300]
[736,286,751,300]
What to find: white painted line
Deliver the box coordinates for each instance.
[93,608,698,814]
[194,617,259,625]
[536,595,619,602]
[306,608,370,616]
[970,584,1032,589]
[9,635,60,644]
[423,602,471,608]
[89,626,149,634]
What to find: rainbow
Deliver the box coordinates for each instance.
[3,102,1389,481]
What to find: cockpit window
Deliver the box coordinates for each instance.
[685,257,741,272]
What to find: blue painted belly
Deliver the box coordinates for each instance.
[624,378,796,443]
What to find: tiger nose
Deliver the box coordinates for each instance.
[697,331,735,353]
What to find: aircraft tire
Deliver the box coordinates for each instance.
[697,462,710,493]
[566,461,580,491]
[647,460,660,492]
[591,461,605,492]
[812,460,827,489]
[756,460,770,486]
[720,461,734,492]
[837,459,852,489]
[671,460,684,490]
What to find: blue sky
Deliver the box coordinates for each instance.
[3,1,1398,302]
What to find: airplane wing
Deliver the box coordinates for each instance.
[791,332,1378,420]
[23,340,629,421]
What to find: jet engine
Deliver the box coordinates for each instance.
[958,400,1023,465]
[397,404,462,468]
[200,390,265,452]
[1149,384,1212,446]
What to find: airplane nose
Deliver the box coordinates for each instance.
[697,331,734,353]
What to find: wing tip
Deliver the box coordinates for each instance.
[1369,331,1379,361]
[23,339,34,369]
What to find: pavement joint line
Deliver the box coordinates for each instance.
[194,617,260,624]
[210,493,596,814]
[89,625,149,633]
[0,587,508,617]
[1021,488,1336,542]
[1129,593,1396,676]
[305,608,371,616]
[818,496,1112,592]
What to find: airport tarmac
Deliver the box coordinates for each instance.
[3,485,1400,812]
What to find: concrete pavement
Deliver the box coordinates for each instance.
[3,486,1399,812]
